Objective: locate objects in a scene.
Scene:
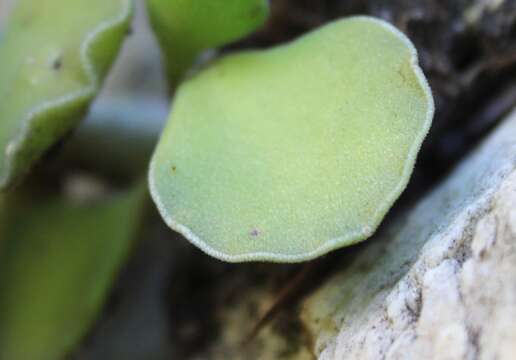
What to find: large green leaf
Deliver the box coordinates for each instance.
[146,0,269,85]
[0,0,132,189]
[149,17,434,263]
[0,185,145,360]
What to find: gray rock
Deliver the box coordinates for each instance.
[301,108,516,360]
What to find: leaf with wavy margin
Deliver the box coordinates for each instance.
[149,17,435,263]
[0,0,132,189]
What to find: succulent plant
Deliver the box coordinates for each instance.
[146,0,269,85]
[0,0,132,189]
[149,17,434,262]
[0,1,436,357]
[0,185,145,360]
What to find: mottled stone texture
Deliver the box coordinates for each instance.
[301,108,516,360]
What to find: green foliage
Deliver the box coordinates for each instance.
[0,1,439,357]
[146,0,269,85]
[0,185,145,360]
[0,0,132,189]
[149,17,434,262]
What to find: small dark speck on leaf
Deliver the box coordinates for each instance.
[249,228,260,237]
[171,165,177,172]
[52,57,62,70]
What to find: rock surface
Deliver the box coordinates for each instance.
[301,107,516,360]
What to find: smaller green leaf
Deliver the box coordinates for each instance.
[149,17,434,263]
[0,185,145,360]
[0,0,132,189]
[146,0,269,85]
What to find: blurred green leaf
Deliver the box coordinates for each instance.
[146,0,269,85]
[149,17,434,262]
[0,0,132,189]
[0,185,145,360]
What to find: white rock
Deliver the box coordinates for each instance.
[301,108,516,360]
